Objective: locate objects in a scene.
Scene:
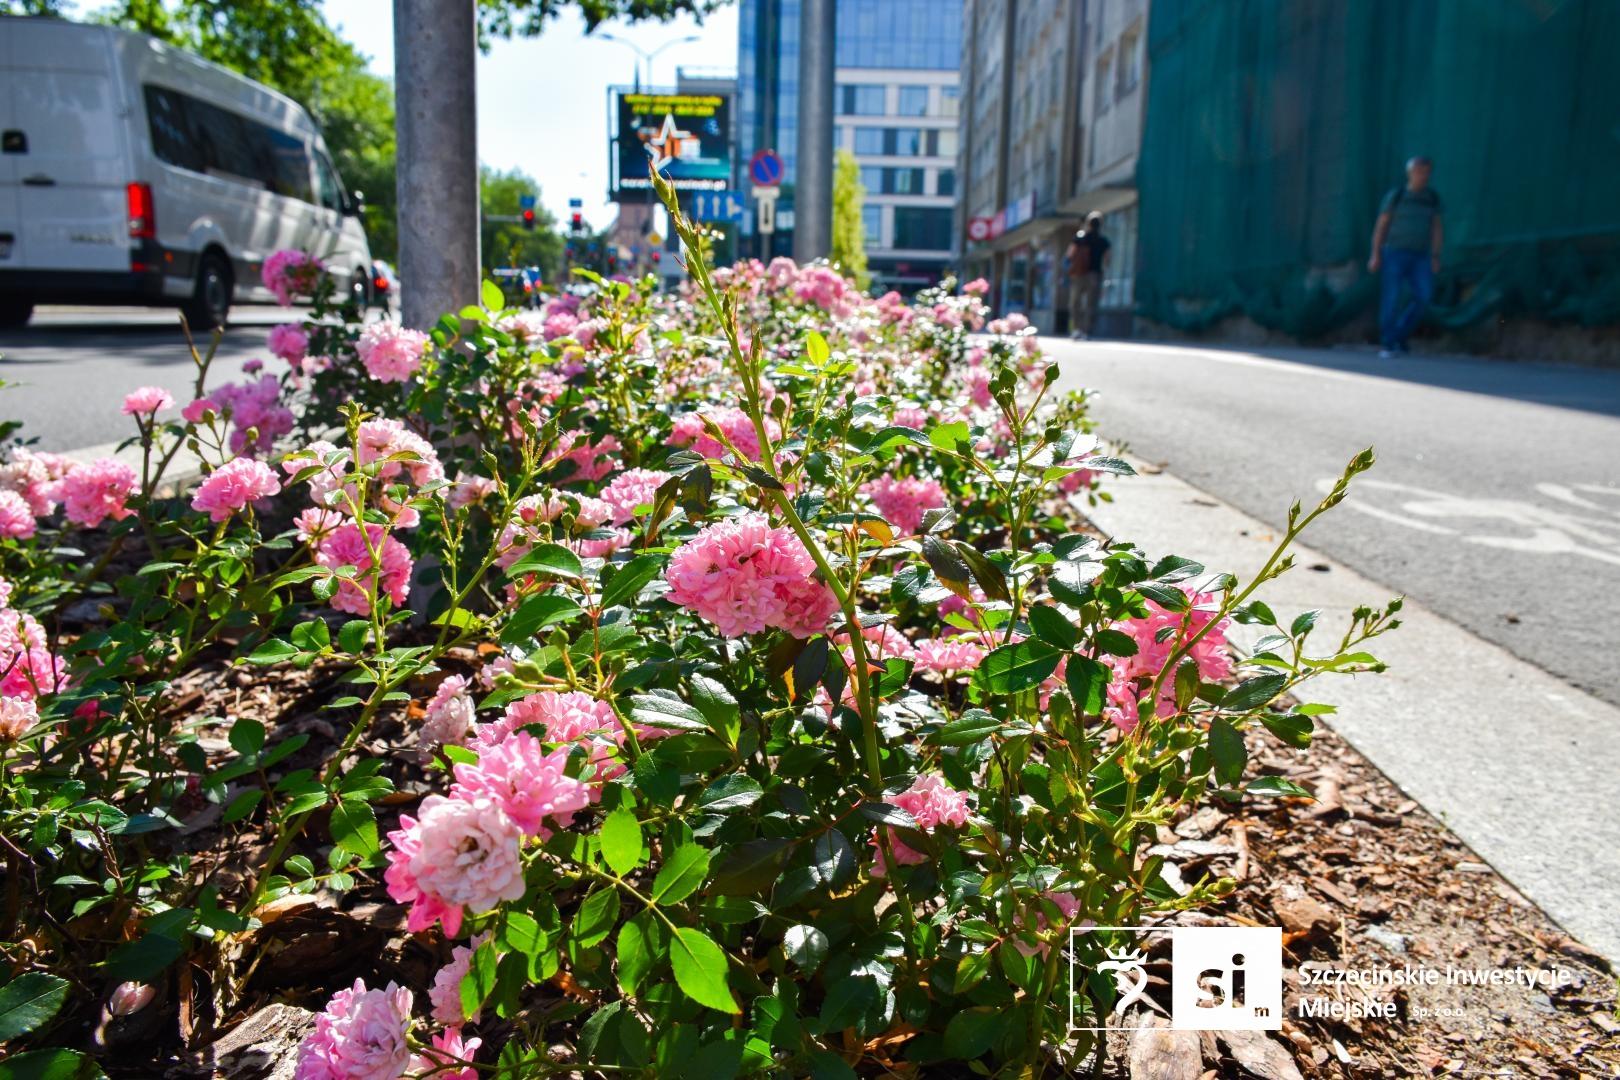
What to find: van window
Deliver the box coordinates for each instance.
[314,152,344,213]
[143,85,314,203]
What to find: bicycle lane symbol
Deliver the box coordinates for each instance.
[1314,478,1620,568]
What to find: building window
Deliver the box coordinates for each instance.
[863,205,883,245]
[893,206,952,250]
[926,129,959,157]
[935,168,956,196]
[840,84,887,116]
[859,166,883,192]
[897,85,930,117]
[1116,20,1142,99]
[853,128,885,155]
[1093,48,1113,117]
[887,128,923,156]
[885,167,925,195]
[939,85,960,118]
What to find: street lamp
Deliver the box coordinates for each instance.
[597,33,701,91]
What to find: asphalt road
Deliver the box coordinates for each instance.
[0,307,311,452]
[1046,339,1620,708]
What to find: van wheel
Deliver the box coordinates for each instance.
[0,299,33,329]
[184,252,232,330]
[350,272,370,310]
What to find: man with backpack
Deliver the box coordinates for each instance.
[1368,156,1444,358]
[1067,212,1111,339]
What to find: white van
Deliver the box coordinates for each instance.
[0,17,374,328]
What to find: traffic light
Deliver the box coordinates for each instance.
[522,209,536,232]
[571,211,583,233]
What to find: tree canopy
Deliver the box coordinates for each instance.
[830,149,870,291]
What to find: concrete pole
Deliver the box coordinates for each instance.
[793,0,835,262]
[393,0,481,330]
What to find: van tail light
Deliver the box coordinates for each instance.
[373,275,388,292]
[126,182,155,240]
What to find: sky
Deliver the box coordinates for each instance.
[322,0,739,231]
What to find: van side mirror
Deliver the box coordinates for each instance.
[347,190,365,216]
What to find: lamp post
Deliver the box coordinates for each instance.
[597,33,701,91]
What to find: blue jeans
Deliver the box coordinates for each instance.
[1379,247,1433,349]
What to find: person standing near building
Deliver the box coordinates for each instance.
[1067,212,1111,339]
[1368,156,1444,358]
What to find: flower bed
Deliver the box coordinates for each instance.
[0,178,1406,1078]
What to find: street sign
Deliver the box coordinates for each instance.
[520,194,536,210]
[690,190,745,223]
[749,149,784,188]
[967,216,993,242]
[755,185,779,235]
[568,197,583,208]
[647,231,664,247]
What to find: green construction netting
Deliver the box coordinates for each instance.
[1135,0,1620,338]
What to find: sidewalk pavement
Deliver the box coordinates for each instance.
[1082,458,1620,965]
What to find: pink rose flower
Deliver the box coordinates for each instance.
[598,468,670,526]
[0,490,37,539]
[419,674,475,763]
[0,696,38,741]
[871,773,971,877]
[913,637,987,675]
[268,322,310,363]
[314,523,413,616]
[384,795,526,937]
[356,320,429,383]
[293,978,412,1080]
[408,1027,481,1080]
[121,385,175,416]
[190,457,282,522]
[450,731,592,838]
[262,249,323,307]
[665,513,838,639]
[860,474,947,536]
[54,458,137,527]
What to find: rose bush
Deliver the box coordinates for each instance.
[0,173,1397,1078]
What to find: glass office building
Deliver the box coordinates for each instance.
[738,0,962,292]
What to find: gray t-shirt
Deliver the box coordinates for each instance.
[1380,185,1442,253]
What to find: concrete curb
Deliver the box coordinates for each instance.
[1081,458,1620,965]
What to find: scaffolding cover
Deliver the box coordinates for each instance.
[1135,0,1620,337]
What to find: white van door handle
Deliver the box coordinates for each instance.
[22,174,56,187]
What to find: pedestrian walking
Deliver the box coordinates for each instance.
[1066,212,1110,339]
[1368,156,1444,358]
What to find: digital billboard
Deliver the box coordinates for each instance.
[614,92,731,195]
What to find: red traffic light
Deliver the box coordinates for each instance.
[570,212,583,231]
[522,209,536,232]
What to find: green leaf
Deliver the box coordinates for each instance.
[697,774,763,813]
[502,910,544,956]
[504,543,584,580]
[1209,716,1247,787]
[920,535,973,601]
[628,691,711,735]
[0,1048,107,1080]
[330,799,379,858]
[615,912,662,995]
[709,838,793,895]
[1093,628,1139,657]
[926,710,1004,747]
[1246,775,1313,798]
[689,674,741,743]
[1220,674,1288,713]
[0,973,70,1042]
[782,925,829,973]
[1028,605,1078,650]
[600,806,642,877]
[974,639,1061,694]
[954,950,992,993]
[927,420,971,452]
[1260,711,1314,749]
[481,277,505,311]
[102,932,182,982]
[502,593,584,644]
[651,844,711,906]
[572,888,621,948]
[221,788,264,825]
[228,718,265,756]
[1065,655,1109,715]
[669,927,739,1013]
[943,1006,1004,1059]
[805,329,830,366]
[337,619,370,654]
[245,638,298,665]
[952,541,1010,602]
[289,618,330,652]
[601,554,662,609]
